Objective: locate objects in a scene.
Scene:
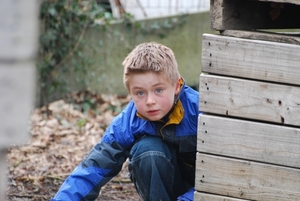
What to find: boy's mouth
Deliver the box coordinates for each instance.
[148,109,159,115]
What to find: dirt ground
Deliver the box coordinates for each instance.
[6,165,140,201]
[5,91,141,201]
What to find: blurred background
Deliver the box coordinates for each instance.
[5,1,216,200]
[36,0,215,106]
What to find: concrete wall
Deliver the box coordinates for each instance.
[52,11,217,102]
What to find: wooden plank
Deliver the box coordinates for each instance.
[0,0,39,60]
[202,33,300,86]
[210,0,300,30]
[197,114,300,168]
[199,74,300,126]
[195,154,300,201]
[221,30,300,46]
[0,62,36,148]
[255,0,300,4]
[0,151,7,201]
[194,191,250,201]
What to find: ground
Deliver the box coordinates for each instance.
[5,91,141,201]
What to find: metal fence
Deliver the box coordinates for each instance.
[108,0,210,20]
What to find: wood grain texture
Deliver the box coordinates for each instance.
[194,191,250,201]
[197,114,300,168]
[199,74,300,126]
[195,154,300,201]
[210,0,300,30]
[202,33,300,86]
[220,30,300,46]
[257,0,299,4]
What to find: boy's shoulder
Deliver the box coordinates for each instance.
[117,100,136,118]
[182,85,199,100]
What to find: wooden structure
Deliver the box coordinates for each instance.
[195,0,300,200]
[0,1,39,200]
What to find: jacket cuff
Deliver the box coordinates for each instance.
[177,187,194,201]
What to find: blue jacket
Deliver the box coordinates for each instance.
[51,81,200,201]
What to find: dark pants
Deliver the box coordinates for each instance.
[128,136,191,201]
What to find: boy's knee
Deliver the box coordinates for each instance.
[129,136,173,159]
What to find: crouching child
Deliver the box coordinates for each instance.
[51,42,201,201]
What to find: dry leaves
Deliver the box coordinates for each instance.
[6,91,140,200]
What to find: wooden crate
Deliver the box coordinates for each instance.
[210,0,300,30]
[195,32,300,200]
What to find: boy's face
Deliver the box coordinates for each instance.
[128,72,180,121]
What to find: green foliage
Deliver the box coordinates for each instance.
[124,13,188,38]
[37,0,113,106]
[37,1,188,107]
[76,118,87,132]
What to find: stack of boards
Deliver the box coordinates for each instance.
[195,0,300,200]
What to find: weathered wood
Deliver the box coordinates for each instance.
[197,114,300,168]
[0,62,36,148]
[199,74,300,126]
[202,33,300,86]
[255,0,300,4]
[210,0,300,30]
[262,0,300,4]
[0,1,39,200]
[221,30,300,45]
[198,2,300,200]
[0,151,7,201]
[195,154,300,201]
[194,191,250,201]
[0,0,39,60]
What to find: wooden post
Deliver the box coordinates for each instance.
[0,0,39,200]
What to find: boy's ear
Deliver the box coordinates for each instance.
[175,78,181,95]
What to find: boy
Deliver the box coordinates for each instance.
[51,42,200,201]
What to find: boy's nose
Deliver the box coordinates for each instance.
[146,94,155,105]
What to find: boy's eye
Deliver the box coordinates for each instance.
[137,91,144,96]
[155,88,163,93]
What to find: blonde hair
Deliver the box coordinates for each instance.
[122,42,180,91]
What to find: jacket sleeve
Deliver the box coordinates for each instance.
[51,102,136,201]
[51,138,129,201]
[177,187,195,201]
